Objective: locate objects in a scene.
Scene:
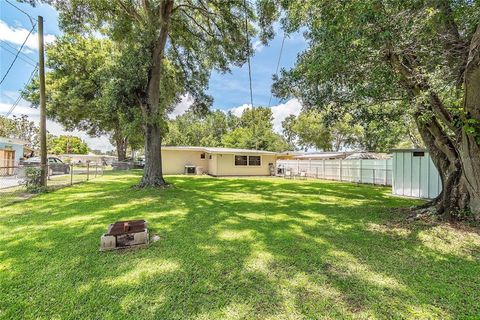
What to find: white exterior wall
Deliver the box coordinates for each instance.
[161,150,208,174]
[160,149,276,176]
[392,150,441,199]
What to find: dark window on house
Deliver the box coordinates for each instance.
[234,155,248,166]
[248,155,261,166]
[209,154,212,159]
[200,153,206,159]
[413,151,425,157]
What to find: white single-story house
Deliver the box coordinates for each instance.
[161,146,277,176]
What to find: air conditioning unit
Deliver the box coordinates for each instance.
[184,165,196,174]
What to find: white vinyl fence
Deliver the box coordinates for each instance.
[277,159,393,186]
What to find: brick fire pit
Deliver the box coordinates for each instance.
[100,220,149,251]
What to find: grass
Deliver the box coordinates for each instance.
[1,172,479,319]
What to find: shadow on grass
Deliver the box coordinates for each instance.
[0,174,479,319]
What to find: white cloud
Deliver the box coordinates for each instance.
[169,97,302,134]
[1,99,114,151]
[226,98,302,133]
[0,20,56,51]
[168,94,194,119]
[0,102,38,116]
[252,40,263,52]
[270,98,302,132]
[229,103,252,117]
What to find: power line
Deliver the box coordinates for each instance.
[5,0,37,27]
[243,0,254,109]
[243,0,258,149]
[5,64,38,117]
[268,33,286,107]
[0,23,36,85]
[0,40,37,64]
[5,94,23,117]
[0,43,37,67]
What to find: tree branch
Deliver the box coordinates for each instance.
[178,7,217,38]
[114,0,143,23]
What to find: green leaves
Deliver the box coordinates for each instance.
[48,135,89,155]
[164,107,290,152]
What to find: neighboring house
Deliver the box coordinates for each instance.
[0,136,28,167]
[293,152,354,160]
[161,146,277,176]
[59,153,117,165]
[277,151,305,160]
[344,152,391,160]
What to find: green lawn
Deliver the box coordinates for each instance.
[1,172,479,319]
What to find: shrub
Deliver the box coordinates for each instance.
[23,167,46,193]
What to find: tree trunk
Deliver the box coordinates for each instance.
[458,23,480,216]
[415,116,472,218]
[138,0,173,187]
[386,29,480,219]
[115,135,127,162]
[139,122,166,187]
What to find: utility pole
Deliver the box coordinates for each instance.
[38,16,47,186]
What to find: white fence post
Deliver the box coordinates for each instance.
[385,160,388,185]
[339,159,343,181]
[323,159,326,179]
[359,159,363,183]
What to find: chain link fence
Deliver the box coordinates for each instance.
[0,163,106,206]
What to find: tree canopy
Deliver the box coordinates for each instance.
[281,103,420,153]
[274,0,480,217]
[33,0,278,187]
[164,108,290,152]
[22,35,142,161]
[48,135,89,155]
[0,115,40,148]
[221,107,290,152]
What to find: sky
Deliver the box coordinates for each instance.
[0,1,308,151]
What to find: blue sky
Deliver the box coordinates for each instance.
[0,1,307,150]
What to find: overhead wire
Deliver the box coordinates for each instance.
[0,40,37,64]
[268,32,286,107]
[243,0,259,149]
[0,43,37,67]
[5,64,38,117]
[2,2,40,118]
[5,0,37,27]
[0,23,36,85]
[243,0,254,109]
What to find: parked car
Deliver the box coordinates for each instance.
[21,157,70,175]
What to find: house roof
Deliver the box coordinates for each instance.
[293,152,353,160]
[0,136,29,146]
[278,151,305,156]
[390,148,428,153]
[345,152,391,160]
[60,153,117,158]
[162,146,277,155]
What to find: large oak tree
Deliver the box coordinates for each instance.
[273,0,480,218]
[35,0,277,187]
[22,35,138,161]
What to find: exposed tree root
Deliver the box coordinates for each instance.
[135,177,172,189]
